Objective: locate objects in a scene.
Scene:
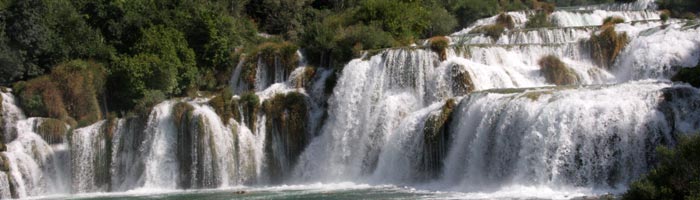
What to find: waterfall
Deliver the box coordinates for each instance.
[2,0,700,198]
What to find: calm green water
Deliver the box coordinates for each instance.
[30,183,610,200]
[31,184,455,200]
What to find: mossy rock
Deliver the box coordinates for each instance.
[421,99,457,179]
[0,86,9,93]
[603,16,625,27]
[0,142,5,152]
[429,36,449,61]
[672,66,700,87]
[588,26,629,69]
[525,12,554,29]
[470,24,505,41]
[538,55,580,85]
[239,92,260,134]
[208,89,235,123]
[173,102,195,126]
[262,92,309,183]
[450,64,476,96]
[292,67,317,89]
[36,118,68,144]
[0,153,9,172]
[496,13,515,29]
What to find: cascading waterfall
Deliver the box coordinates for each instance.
[2,0,700,198]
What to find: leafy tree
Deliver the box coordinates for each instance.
[623,135,700,200]
[246,0,313,40]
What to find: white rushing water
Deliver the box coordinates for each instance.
[2,0,700,198]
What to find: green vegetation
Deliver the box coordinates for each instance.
[588,26,629,69]
[538,55,579,85]
[13,60,105,127]
[240,92,260,134]
[429,36,449,61]
[672,66,700,87]
[623,134,700,200]
[0,0,635,119]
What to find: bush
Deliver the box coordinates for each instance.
[538,55,579,85]
[660,10,671,23]
[525,12,554,29]
[13,60,106,127]
[134,90,166,116]
[672,66,700,87]
[622,134,700,200]
[588,26,629,69]
[429,36,450,61]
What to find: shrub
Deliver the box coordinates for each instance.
[429,36,450,61]
[588,26,629,69]
[681,12,697,20]
[525,12,554,29]
[13,60,106,127]
[671,66,700,87]
[622,134,700,200]
[470,24,505,40]
[134,90,166,116]
[660,10,671,23]
[538,55,580,85]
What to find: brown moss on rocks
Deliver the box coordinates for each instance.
[36,118,68,144]
[496,13,515,29]
[0,153,9,172]
[421,98,457,179]
[603,16,625,27]
[208,89,235,123]
[292,67,317,89]
[588,26,629,69]
[470,24,505,41]
[13,60,106,128]
[450,64,476,96]
[262,92,309,183]
[538,55,580,85]
[429,36,450,61]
